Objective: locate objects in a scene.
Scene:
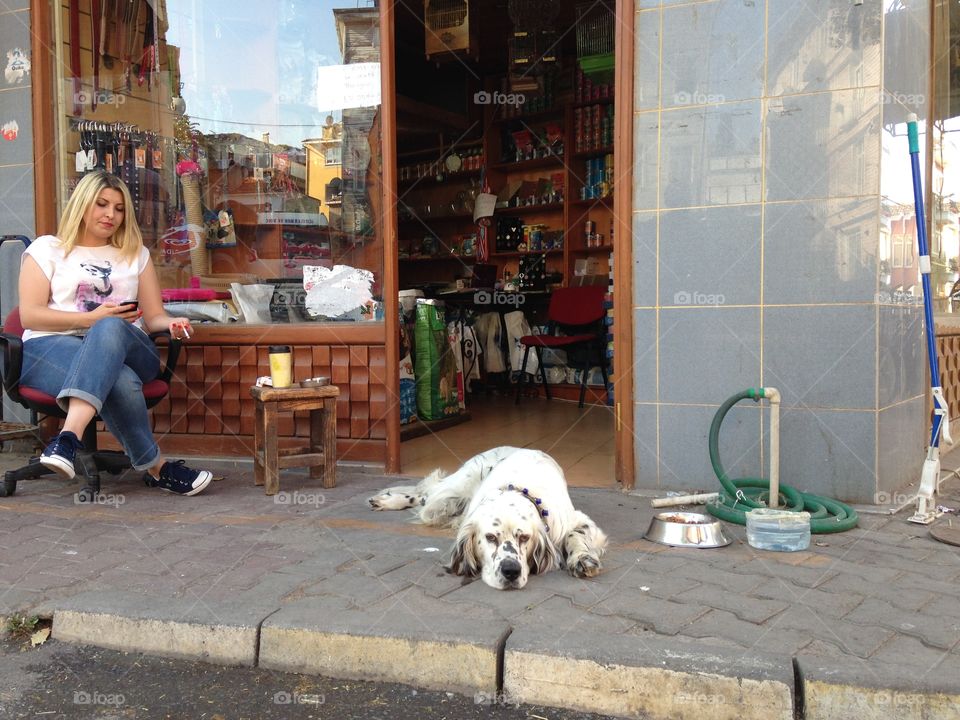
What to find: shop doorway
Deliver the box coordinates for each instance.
[390,0,626,488]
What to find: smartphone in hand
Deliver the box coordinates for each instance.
[122,301,139,311]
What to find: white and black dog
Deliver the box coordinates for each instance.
[368,446,608,590]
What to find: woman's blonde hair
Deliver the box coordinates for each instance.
[56,171,143,262]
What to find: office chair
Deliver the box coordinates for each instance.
[0,307,181,500]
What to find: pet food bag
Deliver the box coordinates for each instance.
[414,300,461,420]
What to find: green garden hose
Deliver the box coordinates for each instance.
[705,388,859,534]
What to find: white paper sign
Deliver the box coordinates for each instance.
[316,63,381,111]
[473,192,498,222]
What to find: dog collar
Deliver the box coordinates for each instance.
[506,484,549,530]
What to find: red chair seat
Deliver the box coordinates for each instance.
[518,333,597,348]
[142,379,169,400]
[19,379,169,405]
[18,386,59,406]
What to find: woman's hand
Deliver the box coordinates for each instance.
[91,302,142,325]
[168,317,194,341]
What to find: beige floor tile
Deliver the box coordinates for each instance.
[401,396,614,487]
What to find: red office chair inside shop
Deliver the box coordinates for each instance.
[0,308,181,500]
[515,285,610,408]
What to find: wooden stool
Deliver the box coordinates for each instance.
[249,384,340,495]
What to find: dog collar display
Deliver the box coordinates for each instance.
[506,484,549,529]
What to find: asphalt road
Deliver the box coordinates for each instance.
[0,633,615,720]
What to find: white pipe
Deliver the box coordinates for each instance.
[650,492,720,508]
[764,387,781,508]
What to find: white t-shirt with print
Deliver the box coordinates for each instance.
[21,234,150,341]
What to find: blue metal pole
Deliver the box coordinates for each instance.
[907,115,946,448]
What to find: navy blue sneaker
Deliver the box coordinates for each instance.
[40,431,84,479]
[145,460,213,496]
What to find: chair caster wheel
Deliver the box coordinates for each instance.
[0,473,16,497]
[76,486,97,503]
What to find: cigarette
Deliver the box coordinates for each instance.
[181,325,191,339]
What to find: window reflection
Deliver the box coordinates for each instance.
[59,0,383,324]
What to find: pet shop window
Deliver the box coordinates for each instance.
[50,0,386,325]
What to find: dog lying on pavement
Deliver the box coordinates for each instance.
[368,446,608,590]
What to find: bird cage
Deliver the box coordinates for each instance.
[507,0,561,92]
[575,1,614,76]
[424,0,476,60]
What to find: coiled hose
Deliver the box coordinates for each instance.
[705,389,859,534]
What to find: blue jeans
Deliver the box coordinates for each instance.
[21,318,162,470]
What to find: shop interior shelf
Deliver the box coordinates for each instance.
[573,145,614,159]
[489,249,564,258]
[493,202,565,217]
[490,154,565,172]
[569,195,613,208]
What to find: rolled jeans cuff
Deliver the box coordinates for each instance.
[131,447,161,472]
[57,388,103,415]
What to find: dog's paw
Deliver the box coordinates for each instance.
[368,491,419,511]
[569,554,602,578]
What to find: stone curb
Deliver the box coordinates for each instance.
[798,655,960,720]
[47,595,960,720]
[258,597,509,697]
[503,627,795,720]
[51,591,270,667]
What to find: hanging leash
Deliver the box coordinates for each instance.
[90,0,102,111]
[68,0,82,115]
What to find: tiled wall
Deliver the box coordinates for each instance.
[147,343,389,462]
[0,0,36,237]
[632,0,926,503]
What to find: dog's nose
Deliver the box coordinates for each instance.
[500,558,522,581]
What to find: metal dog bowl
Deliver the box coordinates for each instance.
[645,511,731,548]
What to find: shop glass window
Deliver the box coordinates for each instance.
[55,0,384,325]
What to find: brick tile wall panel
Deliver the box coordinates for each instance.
[294,346,312,384]
[369,345,387,385]
[331,346,350,385]
[171,399,190,433]
[278,414,296,436]
[222,347,241,383]
[351,403,370,438]
[350,347,370,403]
[158,343,385,449]
[312,345,331,369]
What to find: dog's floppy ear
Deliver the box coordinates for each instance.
[527,525,560,575]
[445,522,481,577]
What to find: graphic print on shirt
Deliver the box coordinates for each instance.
[76,261,115,311]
